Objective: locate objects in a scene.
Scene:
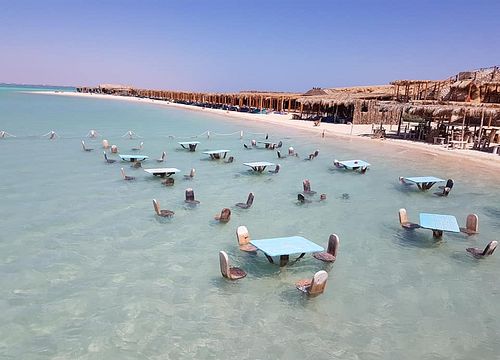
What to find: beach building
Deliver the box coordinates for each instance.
[77,66,500,151]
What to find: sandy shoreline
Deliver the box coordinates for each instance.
[30,91,500,171]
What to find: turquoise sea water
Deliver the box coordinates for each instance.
[1,87,499,359]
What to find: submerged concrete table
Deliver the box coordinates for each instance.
[203,150,230,160]
[119,154,149,162]
[402,176,446,191]
[243,161,276,173]
[143,168,180,177]
[337,159,370,171]
[250,236,324,266]
[419,213,460,238]
[178,141,200,151]
[257,141,277,149]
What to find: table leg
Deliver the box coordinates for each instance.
[296,253,305,261]
[280,255,289,267]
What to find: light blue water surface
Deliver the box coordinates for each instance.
[1,88,499,359]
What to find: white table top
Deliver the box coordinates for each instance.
[250,236,323,256]
[403,176,445,184]
[339,160,370,168]
[243,161,276,167]
[203,150,230,155]
[143,168,180,174]
[419,213,460,232]
[178,141,200,145]
[119,154,149,161]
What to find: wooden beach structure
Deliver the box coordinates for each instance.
[77,66,500,151]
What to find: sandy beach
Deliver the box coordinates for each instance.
[33,90,500,173]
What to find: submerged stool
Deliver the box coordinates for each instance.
[81,140,93,152]
[184,168,195,180]
[236,225,257,252]
[185,188,200,204]
[460,214,479,235]
[269,164,280,174]
[297,193,311,204]
[152,199,174,217]
[398,208,420,229]
[219,251,246,280]
[313,234,339,262]
[103,151,116,164]
[132,141,144,151]
[302,179,316,195]
[295,270,328,296]
[466,240,497,258]
[156,151,166,162]
[235,192,254,209]
[215,208,231,222]
[162,177,174,186]
[120,168,135,181]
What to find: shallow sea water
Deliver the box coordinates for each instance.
[1,88,499,359]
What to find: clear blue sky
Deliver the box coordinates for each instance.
[1,0,499,92]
